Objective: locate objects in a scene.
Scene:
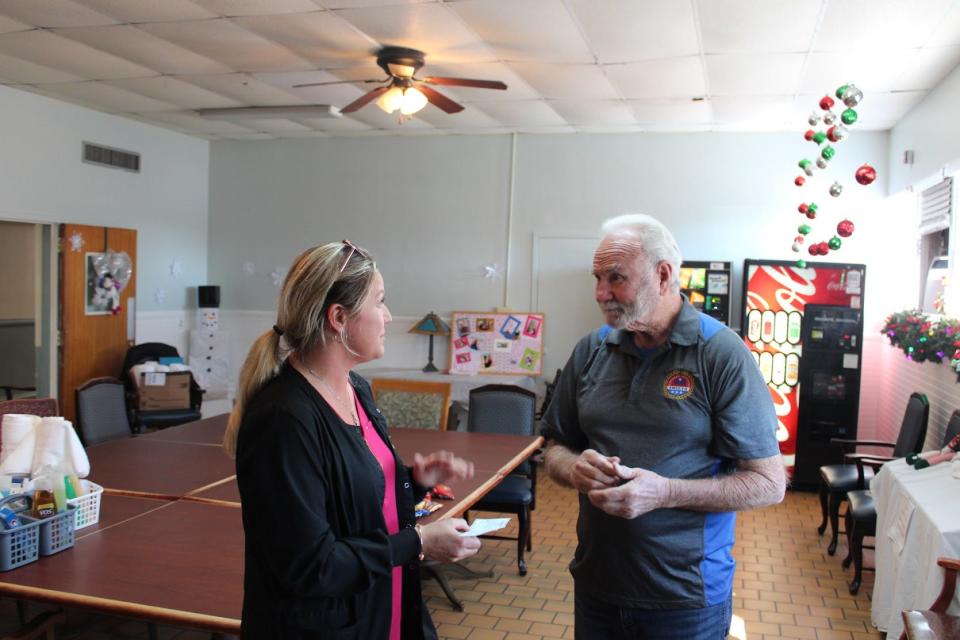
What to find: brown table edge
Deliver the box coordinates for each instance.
[0,583,240,634]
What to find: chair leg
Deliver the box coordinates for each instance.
[817,482,829,535]
[842,508,854,569]
[827,492,843,555]
[849,521,865,595]
[420,563,464,611]
[526,510,533,552]
[517,505,529,576]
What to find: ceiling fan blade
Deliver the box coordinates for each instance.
[421,76,507,91]
[416,85,464,114]
[341,86,390,113]
[293,78,383,88]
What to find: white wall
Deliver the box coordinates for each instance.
[0,85,210,312]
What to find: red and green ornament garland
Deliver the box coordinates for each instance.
[791,83,876,268]
[881,310,960,381]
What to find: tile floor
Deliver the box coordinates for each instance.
[0,476,881,639]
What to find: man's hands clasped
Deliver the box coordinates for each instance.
[568,449,670,520]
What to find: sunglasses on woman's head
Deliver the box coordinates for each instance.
[339,239,359,273]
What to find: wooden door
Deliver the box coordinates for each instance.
[59,224,137,422]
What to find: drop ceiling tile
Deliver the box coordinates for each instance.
[927,2,960,45]
[234,117,315,133]
[232,12,377,68]
[0,15,31,33]
[892,46,960,91]
[415,62,539,101]
[413,105,502,129]
[604,56,705,99]
[221,132,277,139]
[569,0,698,63]
[0,52,84,83]
[334,3,496,64]
[275,130,331,138]
[141,110,258,134]
[710,95,794,129]
[574,124,647,133]
[854,90,925,126]
[294,115,373,131]
[815,0,955,51]
[0,30,157,79]
[181,73,311,105]
[515,124,577,134]
[698,0,821,53]
[706,53,805,96]
[799,50,915,94]
[508,62,620,100]
[193,0,322,17]
[105,76,245,109]
[447,0,593,63]
[72,0,219,22]
[469,100,566,127]
[0,0,118,27]
[344,107,435,130]
[548,99,636,125]
[53,25,234,75]
[32,80,181,112]
[628,98,713,125]
[319,0,428,7]
[256,70,368,108]
[138,18,314,72]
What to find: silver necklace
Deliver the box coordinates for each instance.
[301,360,358,426]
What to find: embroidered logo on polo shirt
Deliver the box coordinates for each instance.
[662,370,695,400]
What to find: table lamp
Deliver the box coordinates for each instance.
[409,312,450,373]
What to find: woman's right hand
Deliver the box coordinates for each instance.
[419,518,481,563]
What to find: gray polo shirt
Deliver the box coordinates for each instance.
[541,299,779,609]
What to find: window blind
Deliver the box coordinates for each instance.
[919,177,953,235]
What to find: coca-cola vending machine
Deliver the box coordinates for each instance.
[741,259,866,487]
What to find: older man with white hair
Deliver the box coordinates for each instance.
[542,213,786,640]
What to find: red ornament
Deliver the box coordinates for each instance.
[806,211,817,219]
[795,176,805,186]
[798,203,809,214]
[808,245,818,256]
[818,241,830,254]
[855,164,877,185]
[804,129,815,141]
[794,235,805,244]
[819,95,835,110]
[827,126,839,142]
[837,219,854,237]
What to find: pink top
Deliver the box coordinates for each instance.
[355,396,402,640]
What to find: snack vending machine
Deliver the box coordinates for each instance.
[741,260,866,487]
[680,261,732,325]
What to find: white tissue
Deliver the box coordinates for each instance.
[953,457,960,479]
[31,417,67,474]
[63,420,90,478]
[168,363,190,372]
[0,414,37,475]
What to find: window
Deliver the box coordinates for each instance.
[918,177,952,313]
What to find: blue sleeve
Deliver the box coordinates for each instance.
[540,333,596,453]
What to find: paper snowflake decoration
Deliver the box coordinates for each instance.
[154,287,166,304]
[483,263,502,280]
[241,261,256,276]
[168,258,182,279]
[271,267,286,287]
[69,232,85,252]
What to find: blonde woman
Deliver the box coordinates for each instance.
[224,241,480,640]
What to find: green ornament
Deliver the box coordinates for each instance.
[821,145,836,160]
[796,259,807,268]
[828,236,842,250]
[812,131,826,145]
[836,84,849,99]
[799,159,811,168]
[841,108,858,125]
[808,202,818,214]
[798,224,811,235]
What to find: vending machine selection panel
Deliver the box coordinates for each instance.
[680,261,731,325]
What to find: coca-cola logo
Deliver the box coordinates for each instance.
[826,280,845,291]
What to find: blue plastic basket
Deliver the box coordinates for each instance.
[38,505,76,556]
[0,494,40,571]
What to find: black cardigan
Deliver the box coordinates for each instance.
[236,363,437,639]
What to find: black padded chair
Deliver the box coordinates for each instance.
[464,384,538,576]
[121,342,202,432]
[817,392,929,555]
[75,377,134,446]
[941,409,960,449]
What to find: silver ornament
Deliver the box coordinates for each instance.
[803,164,815,177]
[823,111,837,125]
[833,124,849,141]
[842,84,863,108]
[829,182,843,197]
[808,112,820,126]
[816,157,829,169]
[792,242,802,253]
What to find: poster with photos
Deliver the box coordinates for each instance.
[449,311,544,376]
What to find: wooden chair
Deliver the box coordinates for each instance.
[817,392,929,555]
[900,557,960,639]
[371,379,451,431]
[0,397,58,418]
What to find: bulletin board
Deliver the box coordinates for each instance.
[448,311,544,376]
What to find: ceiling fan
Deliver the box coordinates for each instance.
[293,46,507,117]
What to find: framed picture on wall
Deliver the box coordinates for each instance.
[85,252,119,315]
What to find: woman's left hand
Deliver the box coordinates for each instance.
[412,450,475,487]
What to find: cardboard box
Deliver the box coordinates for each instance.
[133,370,191,410]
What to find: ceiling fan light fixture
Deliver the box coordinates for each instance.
[387,62,416,78]
[376,86,405,113]
[399,86,428,115]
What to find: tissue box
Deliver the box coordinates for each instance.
[133,371,191,410]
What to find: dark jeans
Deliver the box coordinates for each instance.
[575,590,732,640]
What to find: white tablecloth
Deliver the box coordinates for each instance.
[871,458,960,637]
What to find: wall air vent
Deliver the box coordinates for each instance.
[82,142,140,173]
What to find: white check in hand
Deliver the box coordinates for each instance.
[459,517,511,537]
